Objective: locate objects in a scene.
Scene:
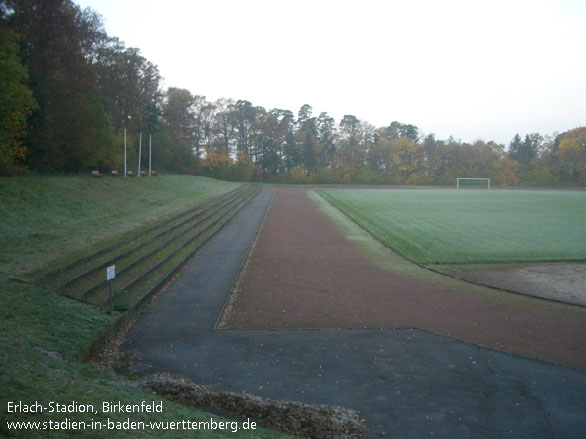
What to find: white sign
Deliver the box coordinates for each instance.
[106,265,116,281]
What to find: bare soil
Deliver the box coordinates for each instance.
[440,263,586,306]
[222,187,586,370]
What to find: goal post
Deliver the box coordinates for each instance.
[456,177,491,189]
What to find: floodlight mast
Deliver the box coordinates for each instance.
[124,128,127,177]
[149,134,152,176]
[137,132,142,177]
[457,178,491,189]
[124,115,131,177]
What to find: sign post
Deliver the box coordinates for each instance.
[106,265,115,313]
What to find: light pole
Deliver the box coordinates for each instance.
[149,134,152,176]
[124,115,131,177]
[123,128,127,177]
[137,132,142,177]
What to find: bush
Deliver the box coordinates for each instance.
[314,167,338,184]
[289,166,306,184]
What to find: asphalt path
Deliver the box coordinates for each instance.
[120,187,586,438]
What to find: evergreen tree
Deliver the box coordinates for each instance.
[508,134,523,162]
[509,133,536,166]
[317,112,336,167]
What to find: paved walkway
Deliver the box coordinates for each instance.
[121,188,586,439]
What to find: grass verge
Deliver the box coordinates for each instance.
[0,276,293,438]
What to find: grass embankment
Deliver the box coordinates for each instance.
[0,175,292,439]
[318,188,586,264]
[0,175,239,277]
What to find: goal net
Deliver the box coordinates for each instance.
[456,178,491,189]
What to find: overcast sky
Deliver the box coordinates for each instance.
[76,0,586,145]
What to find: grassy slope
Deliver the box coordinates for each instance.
[0,277,292,438]
[0,175,239,276]
[319,188,586,264]
[0,176,292,439]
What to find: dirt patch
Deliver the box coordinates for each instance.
[439,263,586,307]
[222,187,586,370]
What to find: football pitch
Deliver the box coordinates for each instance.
[317,188,586,264]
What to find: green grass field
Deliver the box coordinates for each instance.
[0,175,292,439]
[318,188,586,264]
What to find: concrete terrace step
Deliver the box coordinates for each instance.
[35,184,261,309]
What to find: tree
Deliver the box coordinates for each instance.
[6,0,115,172]
[163,88,195,144]
[139,60,163,134]
[317,112,336,167]
[0,23,37,174]
[297,104,312,126]
[233,100,257,156]
[339,114,360,147]
[94,44,158,134]
[390,137,418,182]
[520,134,537,165]
[0,0,576,186]
[212,97,237,157]
[279,109,299,171]
[492,156,520,186]
[301,125,317,174]
[202,150,231,179]
[508,133,537,166]
[556,136,586,185]
[379,121,419,142]
[527,133,546,157]
[357,120,376,165]
[251,109,282,176]
[289,166,306,183]
[159,87,197,171]
[295,105,318,174]
[418,134,448,184]
[191,95,214,159]
[337,114,360,167]
[366,136,418,183]
[269,108,296,173]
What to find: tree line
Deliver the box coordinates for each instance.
[1,0,584,186]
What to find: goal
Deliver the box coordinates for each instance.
[456,178,491,189]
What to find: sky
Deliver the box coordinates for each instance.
[75,0,586,145]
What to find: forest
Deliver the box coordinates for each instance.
[1,0,585,186]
